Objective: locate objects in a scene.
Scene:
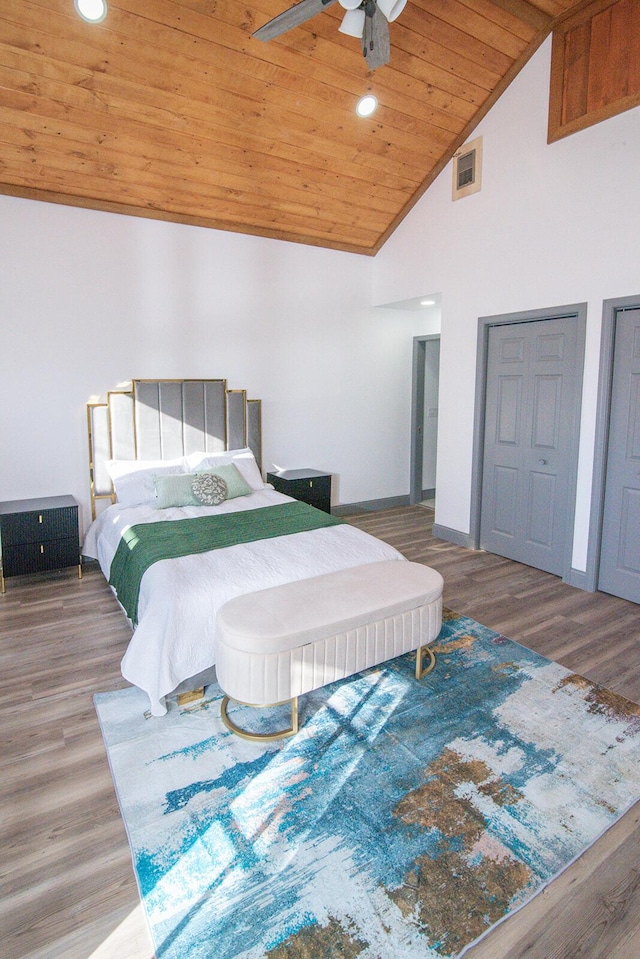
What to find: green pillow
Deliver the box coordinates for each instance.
[154,473,200,509]
[154,465,251,508]
[195,463,251,499]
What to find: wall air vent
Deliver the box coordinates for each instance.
[452,136,482,201]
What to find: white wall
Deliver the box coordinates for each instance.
[0,195,431,534]
[373,37,640,573]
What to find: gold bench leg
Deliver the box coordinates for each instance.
[415,645,436,680]
[220,695,299,741]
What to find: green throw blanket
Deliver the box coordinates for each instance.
[109,501,344,625]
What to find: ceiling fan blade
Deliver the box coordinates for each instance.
[363,6,390,68]
[253,0,338,42]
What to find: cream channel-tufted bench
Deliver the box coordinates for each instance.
[216,560,444,741]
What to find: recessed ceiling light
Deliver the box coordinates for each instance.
[74,0,107,23]
[356,94,378,118]
[421,299,436,306]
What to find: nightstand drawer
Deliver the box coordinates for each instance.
[3,537,80,577]
[286,477,331,510]
[0,506,78,546]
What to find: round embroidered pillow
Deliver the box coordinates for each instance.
[191,472,228,506]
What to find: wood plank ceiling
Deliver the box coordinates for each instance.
[0,0,584,254]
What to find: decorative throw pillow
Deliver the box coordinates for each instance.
[154,473,200,509]
[191,472,228,506]
[194,463,251,499]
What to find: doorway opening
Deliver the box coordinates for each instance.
[410,335,441,507]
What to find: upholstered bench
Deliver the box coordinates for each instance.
[216,560,444,741]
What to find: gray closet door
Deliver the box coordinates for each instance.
[480,316,582,576]
[599,308,640,603]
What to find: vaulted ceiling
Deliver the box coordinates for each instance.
[1,0,583,254]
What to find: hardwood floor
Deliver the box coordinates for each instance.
[1,505,638,959]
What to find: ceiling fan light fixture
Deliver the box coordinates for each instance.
[356,94,378,117]
[74,0,107,22]
[338,0,363,9]
[376,0,406,21]
[339,8,365,37]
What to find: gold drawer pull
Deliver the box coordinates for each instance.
[40,545,44,554]
[39,514,43,523]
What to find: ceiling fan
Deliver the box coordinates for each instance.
[253,0,407,70]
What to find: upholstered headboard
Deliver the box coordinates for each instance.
[87,379,262,519]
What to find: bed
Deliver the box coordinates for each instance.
[83,379,406,715]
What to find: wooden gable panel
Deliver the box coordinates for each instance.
[549,0,640,141]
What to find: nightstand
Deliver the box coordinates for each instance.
[0,495,81,593]
[266,469,332,513]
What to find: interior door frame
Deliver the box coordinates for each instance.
[470,303,587,583]
[410,334,440,506]
[586,294,640,592]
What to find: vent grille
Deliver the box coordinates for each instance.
[456,150,475,188]
[452,137,482,200]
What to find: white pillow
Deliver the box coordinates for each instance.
[106,458,187,507]
[185,448,264,490]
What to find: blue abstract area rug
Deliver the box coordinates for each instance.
[94,610,640,959]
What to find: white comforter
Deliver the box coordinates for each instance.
[83,489,404,715]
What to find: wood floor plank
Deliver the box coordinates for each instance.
[1,506,638,959]
[462,803,640,958]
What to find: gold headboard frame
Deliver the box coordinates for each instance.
[87,379,262,520]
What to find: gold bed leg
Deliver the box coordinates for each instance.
[220,695,299,741]
[415,645,436,680]
[177,687,205,707]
